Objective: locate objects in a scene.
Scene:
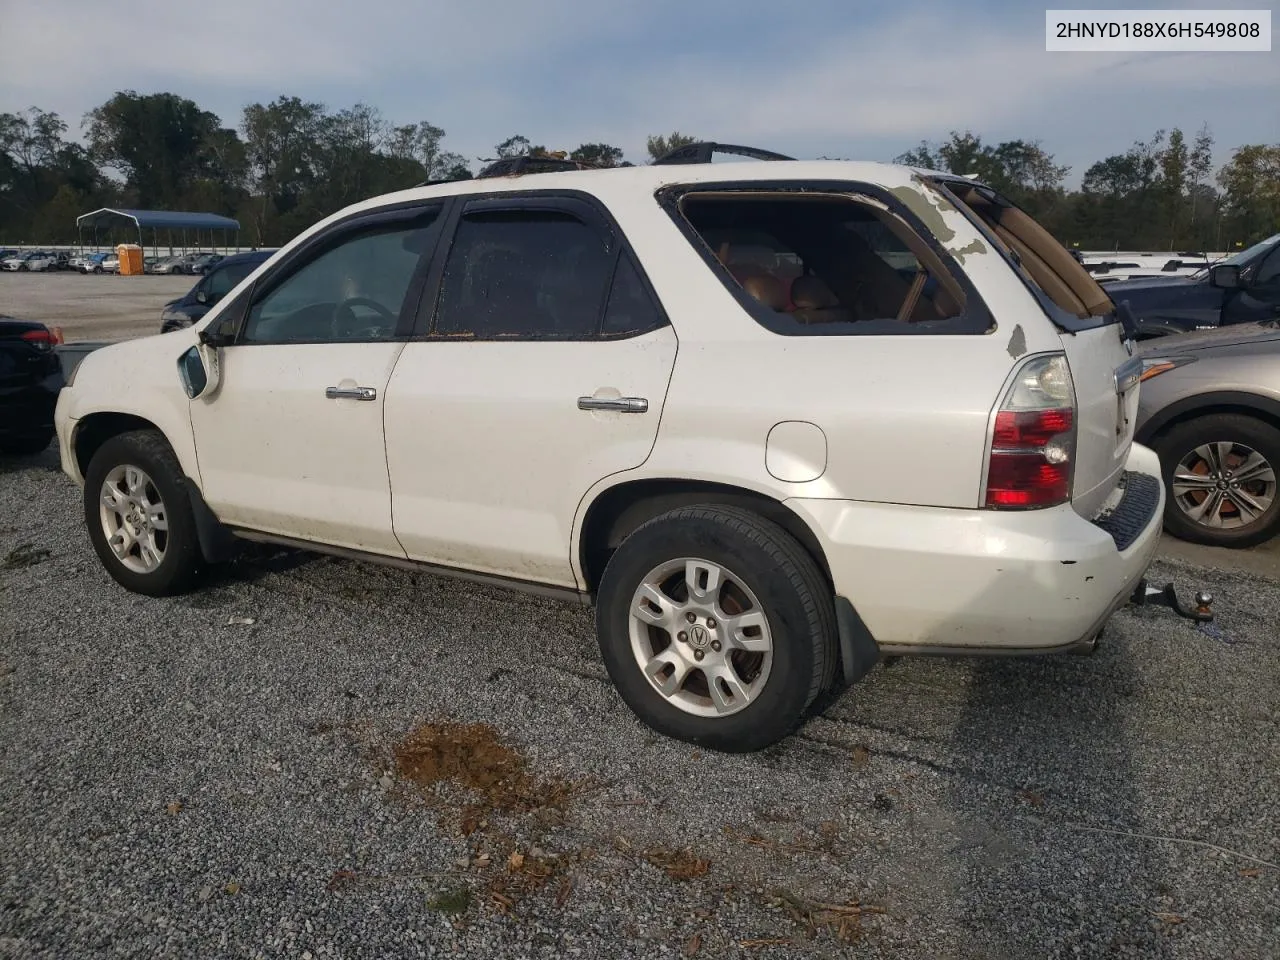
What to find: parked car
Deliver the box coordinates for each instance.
[77,253,110,274]
[0,317,65,456]
[55,148,1167,751]
[1135,320,1280,548]
[188,253,224,275]
[160,251,275,333]
[152,255,191,275]
[101,253,120,274]
[1107,233,1280,339]
[2,251,56,272]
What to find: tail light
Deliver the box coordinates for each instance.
[985,353,1077,509]
[20,328,59,350]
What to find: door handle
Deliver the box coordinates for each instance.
[577,396,648,413]
[325,386,377,401]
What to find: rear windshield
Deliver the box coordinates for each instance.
[934,180,1117,328]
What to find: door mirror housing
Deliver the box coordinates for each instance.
[1210,264,1241,289]
[178,343,221,400]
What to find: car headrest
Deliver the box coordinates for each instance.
[740,273,788,311]
[791,275,839,310]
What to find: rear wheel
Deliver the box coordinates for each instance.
[1154,413,1280,548]
[83,430,203,595]
[595,505,837,752]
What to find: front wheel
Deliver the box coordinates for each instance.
[1154,413,1280,548]
[83,430,204,595]
[595,505,838,752]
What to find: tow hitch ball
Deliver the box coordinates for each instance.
[1129,578,1215,622]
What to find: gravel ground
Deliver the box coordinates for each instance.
[0,273,195,342]
[2,446,1278,960]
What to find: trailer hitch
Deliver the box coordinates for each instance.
[1129,578,1215,622]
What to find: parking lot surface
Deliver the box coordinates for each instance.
[2,447,1278,959]
[0,273,197,342]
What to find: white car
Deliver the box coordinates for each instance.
[2,251,55,272]
[54,150,1166,751]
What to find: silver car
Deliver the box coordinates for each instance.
[1135,321,1280,547]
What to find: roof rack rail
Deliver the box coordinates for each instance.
[651,142,795,165]
[476,152,599,179]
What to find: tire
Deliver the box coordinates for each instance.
[1153,413,1280,548]
[83,429,203,596]
[0,429,53,456]
[595,505,838,752]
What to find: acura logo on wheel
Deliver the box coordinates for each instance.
[689,625,709,648]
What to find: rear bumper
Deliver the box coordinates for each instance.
[0,378,61,438]
[788,442,1165,654]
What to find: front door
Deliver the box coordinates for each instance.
[383,195,677,586]
[1223,240,1280,326]
[190,203,446,555]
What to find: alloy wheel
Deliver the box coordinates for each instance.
[1171,441,1276,530]
[99,464,169,573]
[628,557,774,718]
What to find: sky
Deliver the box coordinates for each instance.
[1,0,1276,184]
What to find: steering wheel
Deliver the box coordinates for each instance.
[331,297,396,339]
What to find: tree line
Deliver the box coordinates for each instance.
[2,90,1277,251]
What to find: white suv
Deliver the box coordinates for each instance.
[55,149,1164,751]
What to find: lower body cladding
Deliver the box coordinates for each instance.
[792,443,1168,658]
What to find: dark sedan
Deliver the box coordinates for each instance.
[0,318,65,456]
[1135,321,1280,548]
[1107,233,1280,340]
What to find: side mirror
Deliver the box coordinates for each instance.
[1210,264,1241,289]
[195,290,208,304]
[178,343,221,400]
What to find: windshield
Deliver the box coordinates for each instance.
[1192,233,1280,278]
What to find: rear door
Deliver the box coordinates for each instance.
[383,194,677,587]
[935,180,1139,518]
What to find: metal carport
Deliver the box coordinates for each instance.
[75,208,241,256]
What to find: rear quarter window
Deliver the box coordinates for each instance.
[665,186,994,337]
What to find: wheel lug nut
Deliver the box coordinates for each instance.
[686,612,696,623]
[706,618,717,629]
[694,650,705,661]
[677,632,688,643]
[711,640,721,652]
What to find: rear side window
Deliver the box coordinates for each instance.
[433,209,614,339]
[673,191,985,336]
